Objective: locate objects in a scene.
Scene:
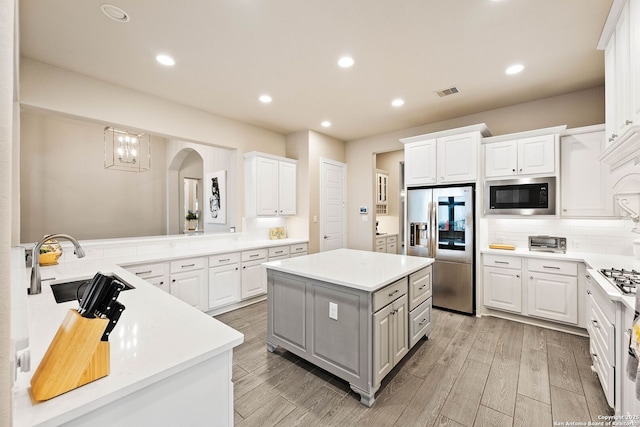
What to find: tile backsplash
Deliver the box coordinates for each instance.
[484,218,640,255]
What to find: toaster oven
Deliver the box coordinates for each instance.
[528,235,567,253]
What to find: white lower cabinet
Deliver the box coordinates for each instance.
[483,255,523,314]
[289,243,308,258]
[208,253,241,310]
[241,249,268,299]
[527,259,578,325]
[170,257,207,310]
[125,262,170,293]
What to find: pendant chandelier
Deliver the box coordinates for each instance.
[104,127,151,172]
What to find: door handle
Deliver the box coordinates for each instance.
[324,235,329,239]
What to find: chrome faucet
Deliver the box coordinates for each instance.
[29,234,86,295]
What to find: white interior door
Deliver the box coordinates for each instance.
[320,159,346,252]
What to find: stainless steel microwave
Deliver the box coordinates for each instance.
[484,176,556,215]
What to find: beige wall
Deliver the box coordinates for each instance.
[20,112,168,242]
[346,86,606,250]
[18,58,288,236]
[286,130,346,253]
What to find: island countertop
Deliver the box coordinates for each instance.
[262,248,433,292]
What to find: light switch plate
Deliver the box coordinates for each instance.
[329,302,338,320]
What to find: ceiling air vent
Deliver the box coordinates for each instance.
[435,87,459,97]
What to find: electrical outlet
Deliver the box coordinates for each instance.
[329,302,338,320]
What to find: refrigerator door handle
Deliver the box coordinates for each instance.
[431,199,437,258]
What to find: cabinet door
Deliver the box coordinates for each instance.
[438,132,478,183]
[517,135,555,175]
[208,264,240,310]
[241,259,267,299]
[527,272,577,324]
[560,130,613,217]
[484,140,518,178]
[255,157,279,216]
[373,303,393,385]
[616,0,633,135]
[483,267,522,313]
[605,34,619,145]
[171,269,206,310]
[391,295,409,366]
[404,140,437,186]
[278,161,297,215]
[147,275,170,293]
[376,172,388,204]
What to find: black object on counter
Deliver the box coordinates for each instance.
[101,301,125,341]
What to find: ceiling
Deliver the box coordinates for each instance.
[19,0,613,141]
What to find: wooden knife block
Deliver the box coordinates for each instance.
[31,309,110,401]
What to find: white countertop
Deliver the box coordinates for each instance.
[11,234,309,426]
[481,246,640,310]
[263,248,433,292]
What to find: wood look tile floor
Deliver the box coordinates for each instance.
[215,301,613,427]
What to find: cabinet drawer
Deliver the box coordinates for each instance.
[528,258,577,276]
[386,243,397,254]
[170,257,205,273]
[269,246,289,258]
[289,243,308,254]
[209,252,240,267]
[241,249,267,262]
[409,298,431,348]
[375,237,386,246]
[127,262,167,279]
[590,338,614,407]
[375,245,386,253]
[409,266,432,311]
[483,254,521,269]
[373,278,408,312]
[587,293,615,363]
[586,274,616,323]
[386,235,397,244]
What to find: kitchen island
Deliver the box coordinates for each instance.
[263,248,434,407]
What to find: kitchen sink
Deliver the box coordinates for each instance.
[50,277,134,304]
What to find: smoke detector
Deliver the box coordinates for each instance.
[435,87,459,97]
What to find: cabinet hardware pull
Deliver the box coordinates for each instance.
[418,285,426,290]
[586,275,591,279]
[494,261,509,265]
[529,276,533,280]
[389,289,399,297]
[626,119,633,125]
[135,270,152,275]
[219,258,230,262]
[159,281,164,285]
[181,263,195,268]
[516,274,520,278]
[172,279,176,283]
[587,290,592,295]
[275,251,284,254]
[418,319,427,326]
[250,254,260,258]
[542,265,560,270]
[591,319,600,328]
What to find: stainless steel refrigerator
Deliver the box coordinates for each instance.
[406,185,475,314]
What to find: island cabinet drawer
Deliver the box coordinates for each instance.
[375,237,386,246]
[373,278,408,312]
[483,254,521,269]
[386,235,397,244]
[127,262,167,279]
[208,252,240,267]
[527,258,577,276]
[242,249,267,262]
[269,246,290,259]
[409,298,431,348]
[170,257,205,273]
[409,266,432,311]
[290,243,308,255]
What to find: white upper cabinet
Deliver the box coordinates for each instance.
[599,0,640,168]
[244,152,297,217]
[560,125,614,217]
[401,124,489,187]
[484,134,556,178]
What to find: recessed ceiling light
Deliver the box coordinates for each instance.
[505,64,524,75]
[391,99,405,107]
[338,56,354,68]
[321,121,331,127]
[259,95,272,104]
[156,54,175,66]
[100,4,130,22]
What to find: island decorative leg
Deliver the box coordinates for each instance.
[350,384,379,408]
[266,342,278,353]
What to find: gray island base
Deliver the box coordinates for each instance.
[264,249,434,407]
